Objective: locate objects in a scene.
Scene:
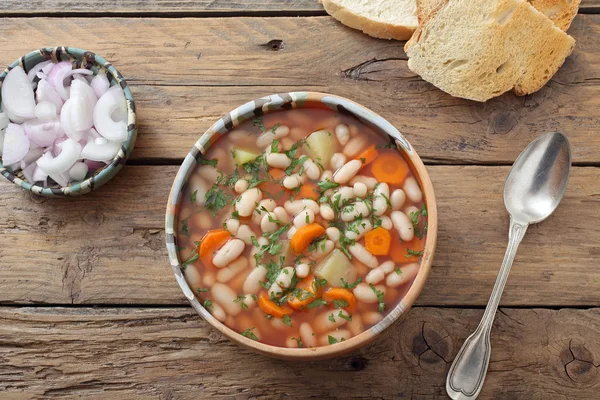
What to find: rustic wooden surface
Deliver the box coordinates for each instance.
[1,1,599,399]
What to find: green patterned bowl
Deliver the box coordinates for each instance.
[0,47,137,196]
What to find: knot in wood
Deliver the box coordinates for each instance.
[261,39,284,51]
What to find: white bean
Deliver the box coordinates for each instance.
[308,240,334,260]
[286,335,303,348]
[331,153,347,170]
[267,153,291,169]
[350,175,378,190]
[300,322,317,347]
[331,186,355,204]
[242,294,256,310]
[386,263,419,287]
[348,243,378,268]
[365,262,394,285]
[281,137,295,151]
[404,205,420,218]
[347,313,364,337]
[211,283,242,316]
[391,189,406,210]
[257,236,268,246]
[314,309,351,333]
[391,210,414,242]
[303,158,321,180]
[319,329,351,346]
[269,282,284,298]
[333,159,362,184]
[253,199,277,224]
[381,216,393,230]
[188,175,209,206]
[373,183,390,216]
[265,139,282,156]
[320,170,333,182]
[243,265,267,294]
[283,174,303,189]
[403,176,423,203]
[197,165,219,182]
[273,206,290,223]
[236,225,256,245]
[341,200,370,221]
[183,265,201,289]
[234,178,249,194]
[216,256,249,283]
[320,204,335,220]
[326,227,341,242]
[209,302,227,322]
[202,271,216,287]
[287,226,297,239]
[363,311,383,325]
[224,218,239,235]
[343,135,368,158]
[345,218,373,240]
[335,124,350,145]
[293,208,315,228]
[295,263,310,279]
[235,188,262,217]
[213,239,245,268]
[256,124,290,147]
[275,267,295,289]
[284,199,319,214]
[353,182,367,198]
[260,212,278,233]
[271,317,290,330]
[353,283,385,303]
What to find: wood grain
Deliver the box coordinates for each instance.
[1,165,599,306]
[0,0,598,14]
[0,16,599,163]
[1,306,599,398]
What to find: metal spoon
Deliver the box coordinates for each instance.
[446,132,571,400]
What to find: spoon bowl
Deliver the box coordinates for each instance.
[504,132,571,224]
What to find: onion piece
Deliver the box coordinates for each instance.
[27,60,53,81]
[32,165,48,182]
[81,138,121,161]
[84,159,106,170]
[36,138,81,174]
[47,61,72,101]
[60,99,84,141]
[34,101,57,121]
[23,118,61,147]
[68,162,88,181]
[21,162,36,182]
[93,85,127,142]
[36,79,64,113]
[0,112,9,130]
[69,79,97,131]
[49,171,69,187]
[1,66,36,122]
[91,70,110,98]
[67,69,93,77]
[22,146,45,164]
[2,123,30,165]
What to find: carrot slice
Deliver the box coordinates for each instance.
[364,227,392,255]
[198,229,231,267]
[290,223,326,253]
[371,150,410,185]
[322,288,357,311]
[355,145,379,168]
[389,229,425,263]
[258,168,286,194]
[258,294,294,318]
[288,274,321,310]
[297,183,319,200]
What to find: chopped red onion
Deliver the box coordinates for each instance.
[36,79,64,113]
[36,138,81,174]
[68,161,88,181]
[70,79,97,131]
[2,123,30,165]
[23,118,60,147]
[34,101,57,120]
[47,61,73,101]
[22,147,45,164]
[91,70,110,98]
[21,161,36,182]
[81,138,120,161]
[60,99,84,141]
[32,165,48,182]
[0,112,9,130]
[2,66,36,122]
[27,60,53,82]
[94,85,127,142]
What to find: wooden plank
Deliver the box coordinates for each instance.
[1,165,599,306]
[0,17,599,163]
[1,306,599,398]
[0,0,598,14]
[0,1,324,15]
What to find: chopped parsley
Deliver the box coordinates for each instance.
[196,288,209,293]
[291,337,303,348]
[341,277,363,290]
[197,156,218,167]
[234,295,248,310]
[395,267,403,275]
[332,299,349,309]
[328,313,336,323]
[252,117,267,132]
[282,314,292,327]
[369,283,385,312]
[190,190,198,204]
[318,179,340,191]
[306,298,328,309]
[203,299,214,312]
[204,185,230,217]
[338,311,352,321]
[181,250,198,267]
[328,335,339,344]
[338,236,356,259]
[180,217,190,238]
[406,249,424,258]
[241,327,258,341]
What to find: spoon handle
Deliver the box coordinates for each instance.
[446,218,528,400]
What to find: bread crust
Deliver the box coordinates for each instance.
[320,0,417,40]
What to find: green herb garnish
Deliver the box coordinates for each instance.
[282,314,292,327]
[369,283,385,312]
[341,277,363,290]
[241,327,258,341]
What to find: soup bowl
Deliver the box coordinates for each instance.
[165,92,437,360]
[0,47,137,196]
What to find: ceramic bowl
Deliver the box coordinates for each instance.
[166,92,437,360]
[0,46,137,196]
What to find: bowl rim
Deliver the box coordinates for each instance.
[165,92,438,360]
[0,46,137,197]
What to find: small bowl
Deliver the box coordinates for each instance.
[0,47,137,196]
[166,92,438,360]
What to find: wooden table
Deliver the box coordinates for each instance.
[1,1,600,398]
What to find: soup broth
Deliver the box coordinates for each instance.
[177,108,428,348]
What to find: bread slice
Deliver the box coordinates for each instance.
[405,0,575,102]
[417,0,580,31]
[319,0,418,40]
